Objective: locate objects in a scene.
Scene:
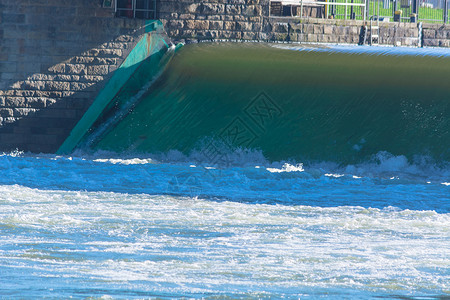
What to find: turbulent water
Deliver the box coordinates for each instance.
[1,44,450,299]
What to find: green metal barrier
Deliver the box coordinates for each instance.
[57,20,180,155]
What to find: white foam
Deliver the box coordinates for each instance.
[325,173,345,178]
[266,163,304,173]
[1,186,449,297]
[93,158,156,165]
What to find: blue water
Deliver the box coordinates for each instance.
[0,151,449,299]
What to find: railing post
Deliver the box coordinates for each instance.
[445,0,449,23]
[301,0,304,19]
[366,0,369,20]
[344,0,347,20]
[413,0,419,15]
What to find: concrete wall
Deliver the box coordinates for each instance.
[0,0,147,153]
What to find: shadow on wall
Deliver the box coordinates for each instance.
[0,1,149,153]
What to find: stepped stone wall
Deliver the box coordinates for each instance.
[0,0,147,153]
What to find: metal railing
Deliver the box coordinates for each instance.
[270,0,367,20]
[270,0,449,22]
[115,0,156,19]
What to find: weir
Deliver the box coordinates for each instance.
[1,1,450,154]
[63,43,450,164]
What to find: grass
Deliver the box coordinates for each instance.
[325,0,447,23]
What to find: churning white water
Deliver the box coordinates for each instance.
[0,152,449,299]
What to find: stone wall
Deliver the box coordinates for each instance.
[0,0,147,153]
[422,23,450,47]
[267,18,363,44]
[158,0,268,41]
[266,18,419,46]
[158,0,446,48]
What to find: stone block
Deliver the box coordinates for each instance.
[348,26,358,35]
[14,90,36,97]
[436,29,447,39]
[202,3,225,14]
[273,22,289,33]
[207,15,222,21]
[242,31,257,40]
[48,63,66,74]
[45,81,70,91]
[26,97,47,108]
[186,3,201,13]
[5,97,26,108]
[243,5,261,16]
[423,38,439,47]
[87,65,109,76]
[313,25,323,34]
[224,21,236,31]
[70,56,94,64]
[70,82,95,91]
[13,108,35,117]
[179,14,195,20]
[289,23,303,33]
[323,25,333,35]
[236,21,253,31]
[303,24,314,34]
[23,81,46,90]
[169,20,185,29]
[438,39,450,47]
[226,5,242,14]
[422,29,436,39]
[0,108,14,117]
[209,21,223,30]
[185,20,196,30]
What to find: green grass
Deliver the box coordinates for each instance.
[326,0,447,23]
[418,7,444,22]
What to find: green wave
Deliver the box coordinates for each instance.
[84,43,450,164]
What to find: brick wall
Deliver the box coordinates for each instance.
[0,0,147,153]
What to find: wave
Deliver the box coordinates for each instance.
[36,146,450,184]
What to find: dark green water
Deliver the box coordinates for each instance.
[85,43,450,164]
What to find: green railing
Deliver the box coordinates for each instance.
[270,0,449,23]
